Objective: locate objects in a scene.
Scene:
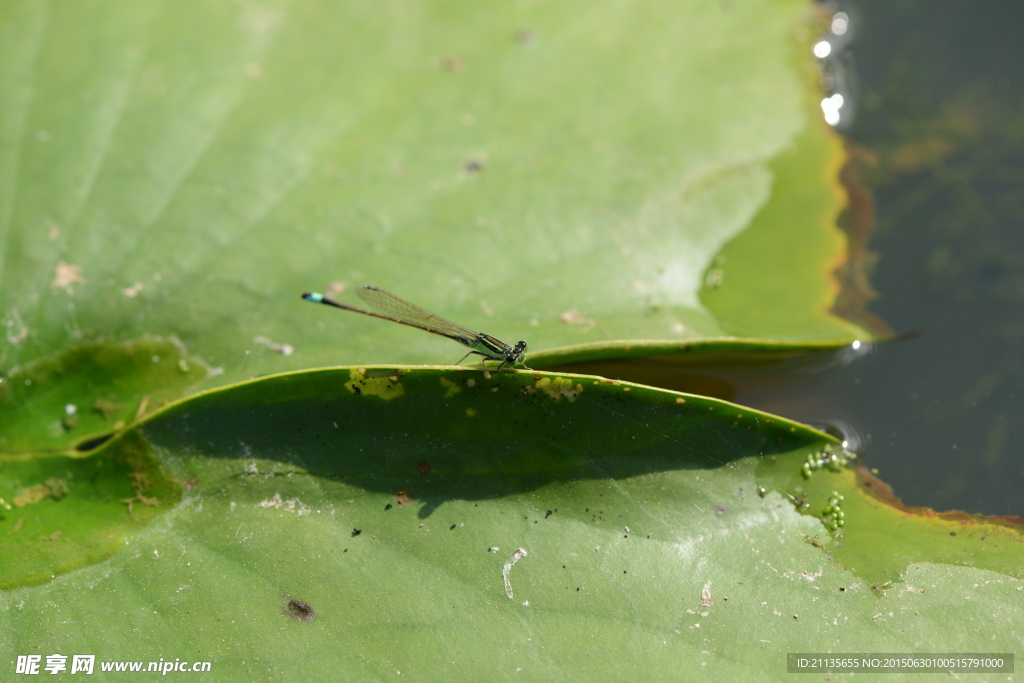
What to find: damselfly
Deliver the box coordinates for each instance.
[302,286,529,370]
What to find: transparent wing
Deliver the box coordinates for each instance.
[356,286,480,340]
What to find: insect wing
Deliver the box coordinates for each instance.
[356,286,481,341]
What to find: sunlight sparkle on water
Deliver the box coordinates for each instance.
[831,12,849,36]
[821,93,844,126]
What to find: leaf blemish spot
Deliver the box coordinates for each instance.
[285,599,315,621]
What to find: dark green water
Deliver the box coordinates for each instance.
[811,0,1024,516]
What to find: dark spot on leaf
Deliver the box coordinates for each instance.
[441,55,463,72]
[285,599,315,621]
[384,503,392,510]
[75,432,114,452]
[352,528,362,537]
[418,461,431,475]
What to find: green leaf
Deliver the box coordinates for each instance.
[2,370,1020,677]
[0,429,180,588]
[0,338,208,454]
[1,0,868,417]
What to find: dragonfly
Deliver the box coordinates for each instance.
[302,285,529,370]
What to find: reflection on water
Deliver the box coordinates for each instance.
[814,5,857,128]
